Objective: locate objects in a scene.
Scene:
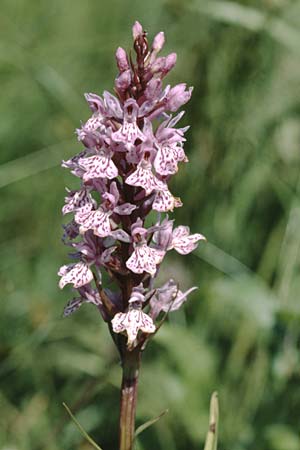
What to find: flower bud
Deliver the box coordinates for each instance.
[115,69,131,92]
[152,31,165,53]
[151,56,166,74]
[115,47,129,72]
[132,21,143,40]
[145,78,162,100]
[162,53,177,75]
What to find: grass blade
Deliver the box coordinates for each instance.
[62,402,103,450]
[135,409,169,439]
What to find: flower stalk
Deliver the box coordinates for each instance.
[119,345,141,450]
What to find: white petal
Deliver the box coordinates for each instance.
[111,312,127,333]
[79,155,118,180]
[172,225,190,239]
[59,262,93,289]
[84,113,104,132]
[112,121,146,145]
[111,309,156,347]
[75,210,112,237]
[138,310,156,334]
[62,188,94,215]
[126,244,161,276]
[153,189,182,212]
[126,166,165,195]
[172,232,206,255]
[154,145,178,176]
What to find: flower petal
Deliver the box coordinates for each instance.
[111,312,127,333]
[171,226,206,255]
[79,154,118,181]
[111,309,155,347]
[63,297,83,317]
[114,203,136,215]
[103,91,123,119]
[58,262,93,289]
[84,93,105,113]
[126,244,162,276]
[153,188,182,212]
[75,210,112,237]
[149,279,198,319]
[126,164,165,195]
[154,144,179,176]
[110,229,131,243]
[62,187,94,215]
[112,100,145,145]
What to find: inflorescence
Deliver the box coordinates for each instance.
[58,21,205,350]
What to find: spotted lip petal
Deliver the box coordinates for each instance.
[84,113,105,132]
[126,244,162,276]
[75,209,112,237]
[112,99,146,145]
[58,262,93,289]
[62,187,94,215]
[153,188,182,212]
[111,309,156,347]
[79,154,118,181]
[125,162,166,195]
[154,144,179,176]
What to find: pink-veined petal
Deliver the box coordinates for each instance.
[58,262,93,289]
[154,145,178,176]
[111,312,127,333]
[111,309,155,347]
[75,209,112,237]
[79,154,118,181]
[171,227,206,255]
[173,144,188,163]
[62,187,94,215]
[84,113,104,132]
[126,244,161,276]
[126,164,165,195]
[76,113,105,144]
[112,99,145,145]
[152,188,182,212]
[103,91,123,119]
[171,225,190,239]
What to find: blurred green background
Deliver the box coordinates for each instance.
[1,0,300,449]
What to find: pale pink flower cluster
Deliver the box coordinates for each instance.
[58,22,205,349]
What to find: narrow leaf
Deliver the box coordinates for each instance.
[204,392,219,450]
[135,409,169,438]
[63,402,103,450]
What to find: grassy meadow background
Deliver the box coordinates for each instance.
[1,0,300,449]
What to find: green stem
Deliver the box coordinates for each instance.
[119,347,141,450]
